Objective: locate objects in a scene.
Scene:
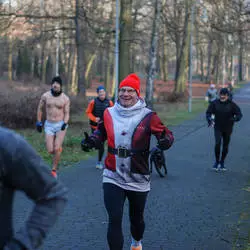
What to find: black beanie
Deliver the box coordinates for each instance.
[51,76,62,86]
[220,88,229,96]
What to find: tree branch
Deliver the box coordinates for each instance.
[0,13,74,19]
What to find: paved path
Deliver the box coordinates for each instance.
[13,85,250,250]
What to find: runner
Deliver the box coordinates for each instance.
[205,84,217,103]
[86,85,113,169]
[81,73,174,250]
[36,76,70,178]
[0,126,67,250]
[206,88,242,171]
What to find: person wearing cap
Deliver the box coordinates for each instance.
[81,74,174,250]
[206,87,242,171]
[205,84,218,103]
[36,76,70,178]
[86,85,114,169]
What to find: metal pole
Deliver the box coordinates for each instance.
[188,2,195,113]
[221,37,225,87]
[114,0,120,102]
[56,28,60,76]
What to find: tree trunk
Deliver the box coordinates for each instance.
[67,45,74,93]
[214,47,220,85]
[42,54,47,84]
[174,0,191,94]
[230,52,234,81]
[145,0,162,108]
[71,48,78,95]
[130,7,138,73]
[31,50,35,78]
[174,34,181,81]
[162,23,168,82]
[200,48,204,82]
[85,54,97,88]
[206,39,213,84]
[8,37,13,81]
[105,40,113,93]
[75,0,86,95]
[221,40,226,86]
[238,32,244,81]
[119,0,133,83]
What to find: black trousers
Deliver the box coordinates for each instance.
[91,127,104,162]
[214,129,232,163]
[103,183,148,250]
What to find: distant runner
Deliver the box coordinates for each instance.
[205,84,217,103]
[206,88,242,171]
[86,85,113,169]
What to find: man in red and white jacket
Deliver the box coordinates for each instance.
[81,73,174,250]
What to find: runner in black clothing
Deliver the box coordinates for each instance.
[206,88,242,171]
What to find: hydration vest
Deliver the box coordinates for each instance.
[90,98,111,127]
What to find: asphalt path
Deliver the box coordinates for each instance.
[13,84,250,250]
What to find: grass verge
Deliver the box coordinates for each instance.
[16,123,97,167]
[155,99,207,126]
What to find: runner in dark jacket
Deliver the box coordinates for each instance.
[206,88,242,171]
[0,127,67,250]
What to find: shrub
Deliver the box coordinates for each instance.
[0,82,88,129]
[0,87,44,128]
[157,90,188,103]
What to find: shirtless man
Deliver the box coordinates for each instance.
[36,76,70,178]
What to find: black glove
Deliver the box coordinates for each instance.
[61,122,68,131]
[4,239,25,250]
[157,130,173,150]
[81,132,95,152]
[36,121,43,133]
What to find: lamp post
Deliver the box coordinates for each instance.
[221,37,226,87]
[228,34,235,86]
[114,0,120,102]
[55,26,60,76]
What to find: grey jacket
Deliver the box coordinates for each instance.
[0,127,68,250]
[206,88,217,103]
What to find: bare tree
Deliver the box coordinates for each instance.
[146,0,162,108]
[119,0,133,82]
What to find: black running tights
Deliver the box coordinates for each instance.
[214,129,231,163]
[103,183,148,250]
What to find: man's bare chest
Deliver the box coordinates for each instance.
[46,97,65,109]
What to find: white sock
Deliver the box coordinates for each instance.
[131,237,142,247]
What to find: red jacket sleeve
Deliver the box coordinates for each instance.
[150,112,174,150]
[109,100,114,107]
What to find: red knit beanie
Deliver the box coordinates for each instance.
[119,73,140,96]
